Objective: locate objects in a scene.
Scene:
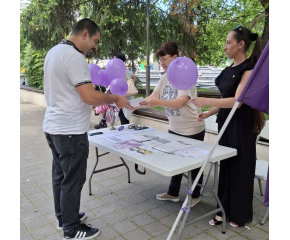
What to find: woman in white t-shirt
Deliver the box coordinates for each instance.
[138,42,205,207]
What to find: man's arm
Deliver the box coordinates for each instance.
[76,83,129,108]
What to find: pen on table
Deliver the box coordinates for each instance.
[118,126,124,131]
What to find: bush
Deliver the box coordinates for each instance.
[21,45,47,89]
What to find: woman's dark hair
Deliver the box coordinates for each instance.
[156,42,179,59]
[232,25,265,135]
[115,53,126,62]
[71,18,101,38]
[253,111,266,135]
[232,25,262,63]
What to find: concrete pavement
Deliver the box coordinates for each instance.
[20,100,269,240]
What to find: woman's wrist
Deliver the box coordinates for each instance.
[153,99,160,107]
[206,111,212,118]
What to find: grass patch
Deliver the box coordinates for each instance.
[197,88,220,93]
[201,105,211,112]
[153,106,164,110]
[134,94,146,99]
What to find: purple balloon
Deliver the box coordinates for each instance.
[99,70,111,87]
[167,57,198,90]
[109,78,128,96]
[89,64,102,85]
[106,58,126,82]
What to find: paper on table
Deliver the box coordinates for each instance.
[153,140,193,153]
[142,138,171,148]
[123,145,158,156]
[128,97,145,107]
[91,127,154,140]
[174,147,209,158]
[105,134,133,143]
[96,131,128,139]
[112,140,142,150]
[131,135,159,142]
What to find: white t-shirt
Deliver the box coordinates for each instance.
[43,44,92,135]
[121,68,135,120]
[154,73,205,135]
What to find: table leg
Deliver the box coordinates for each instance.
[173,162,226,238]
[214,162,226,234]
[89,147,131,195]
[89,147,100,196]
[260,206,269,225]
[120,157,131,183]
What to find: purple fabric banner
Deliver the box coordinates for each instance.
[237,42,269,207]
[237,42,269,114]
[264,167,269,207]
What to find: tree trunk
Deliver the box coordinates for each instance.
[259,0,269,48]
[132,58,135,73]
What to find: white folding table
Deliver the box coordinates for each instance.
[88,126,237,239]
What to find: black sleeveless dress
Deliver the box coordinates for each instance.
[215,59,257,224]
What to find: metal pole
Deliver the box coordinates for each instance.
[167,101,240,240]
[146,0,150,97]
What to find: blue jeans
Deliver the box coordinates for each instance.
[45,132,89,232]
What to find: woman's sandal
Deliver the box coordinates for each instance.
[229,221,244,228]
[209,217,223,226]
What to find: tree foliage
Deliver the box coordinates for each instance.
[20,0,269,75]
[21,0,79,50]
[21,44,46,89]
[165,0,268,65]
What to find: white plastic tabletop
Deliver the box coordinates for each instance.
[88,126,237,177]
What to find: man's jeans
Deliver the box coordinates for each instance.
[45,132,89,232]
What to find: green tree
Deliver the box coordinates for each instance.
[165,0,268,66]
[20,0,269,89]
[78,0,171,70]
[21,45,46,89]
[21,0,79,51]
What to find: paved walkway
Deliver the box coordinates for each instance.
[20,100,269,240]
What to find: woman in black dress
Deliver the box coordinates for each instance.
[191,25,266,227]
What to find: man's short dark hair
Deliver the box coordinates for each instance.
[71,18,101,37]
[115,53,126,62]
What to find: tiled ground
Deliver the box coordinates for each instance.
[20,100,269,240]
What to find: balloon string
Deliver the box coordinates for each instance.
[188,89,199,118]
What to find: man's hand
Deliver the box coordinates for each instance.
[115,95,130,109]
